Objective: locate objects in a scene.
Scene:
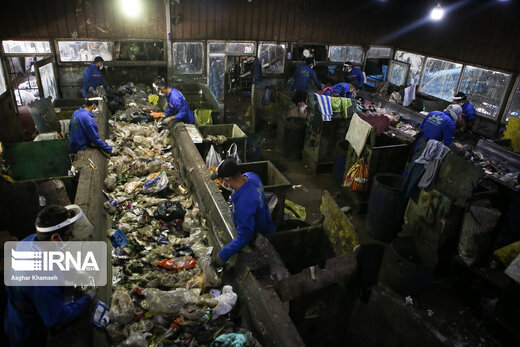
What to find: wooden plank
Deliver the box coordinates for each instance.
[54,0,69,37]
[75,0,87,38]
[64,0,79,37]
[235,0,244,40]
[198,0,207,40]
[250,0,260,42]
[92,0,108,38]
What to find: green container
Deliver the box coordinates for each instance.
[4,139,71,180]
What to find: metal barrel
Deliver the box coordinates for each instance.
[366,173,407,242]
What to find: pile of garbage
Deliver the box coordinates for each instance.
[100,84,259,346]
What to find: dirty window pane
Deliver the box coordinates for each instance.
[387,60,409,86]
[458,66,511,118]
[0,62,6,95]
[115,41,164,61]
[505,80,520,122]
[39,63,58,101]
[328,46,363,63]
[419,57,462,101]
[209,42,226,54]
[258,43,285,74]
[227,42,255,55]
[367,47,392,58]
[3,40,51,54]
[209,54,225,100]
[58,41,113,62]
[173,42,203,74]
[394,50,425,86]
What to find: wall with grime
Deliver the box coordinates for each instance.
[0,0,518,72]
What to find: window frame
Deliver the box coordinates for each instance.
[366,46,393,59]
[2,40,52,55]
[502,74,520,124]
[328,44,364,64]
[225,41,257,56]
[55,39,115,64]
[387,60,410,87]
[418,56,464,102]
[171,41,205,76]
[393,49,426,87]
[257,41,287,76]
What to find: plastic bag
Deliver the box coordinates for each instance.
[206,145,222,168]
[343,158,369,192]
[154,200,186,222]
[109,287,135,324]
[117,332,151,347]
[212,285,237,319]
[155,256,197,270]
[226,143,241,163]
[104,173,118,191]
[198,256,221,288]
[143,171,169,194]
[458,203,501,266]
[142,288,201,315]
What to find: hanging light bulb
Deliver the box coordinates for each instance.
[430,3,445,21]
[121,0,142,18]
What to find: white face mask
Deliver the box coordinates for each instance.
[222,181,234,193]
[92,107,100,114]
[99,64,103,70]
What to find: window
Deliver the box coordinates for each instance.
[209,42,226,54]
[7,56,44,106]
[173,42,203,74]
[329,45,364,63]
[227,42,255,55]
[367,46,392,58]
[0,62,6,95]
[292,44,328,61]
[419,57,462,101]
[39,63,58,101]
[505,78,520,122]
[208,54,225,100]
[3,41,51,54]
[58,41,113,62]
[458,66,511,118]
[387,60,410,86]
[258,43,285,74]
[394,50,425,86]
[114,41,164,61]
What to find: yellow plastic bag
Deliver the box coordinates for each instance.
[148,94,159,105]
[284,199,306,222]
[343,158,369,192]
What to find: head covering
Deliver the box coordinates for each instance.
[35,205,82,233]
[344,61,353,68]
[444,104,463,122]
[453,92,467,101]
[211,159,240,180]
[305,57,315,65]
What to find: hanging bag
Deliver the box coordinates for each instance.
[205,144,222,168]
[343,158,370,192]
[226,143,241,163]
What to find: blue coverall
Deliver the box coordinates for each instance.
[344,67,365,90]
[324,83,353,98]
[218,172,276,261]
[68,107,112,154]
[4,234,92,346]
[293,65,321,92]
[83,63,107,97]
[461,101,477,122]
[419,111,456,146]
[165,88,195,124]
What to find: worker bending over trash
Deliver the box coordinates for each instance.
[68,96,112,155]
[153,78,195,125]
[419,104,462,147]
[211,159,276,266]
[83,56,107,97]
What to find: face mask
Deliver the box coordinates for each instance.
[222,181,234,193]
[93,107,100,114]
[99,64,103,70]
[158,91,165,96]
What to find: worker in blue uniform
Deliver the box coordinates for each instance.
[68,97,112,154]
[344,62,365,90]
[453,92,477,132]
[293,57,322,92]
[322,82,355,98]
[83,56,107,97]
[419,104,462,147]
[153,78,195,124]
[5,205,96,346]
[210,159,276,265]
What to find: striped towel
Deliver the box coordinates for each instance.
[313,93,332,121]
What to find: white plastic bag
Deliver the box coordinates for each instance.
[212,285,237,319]
[205,144,222,168]
[226,143,241,163]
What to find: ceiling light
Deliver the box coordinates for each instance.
[430,3,444,21]
[121,0,142,18]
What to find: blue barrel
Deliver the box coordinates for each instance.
[366,173,407,242]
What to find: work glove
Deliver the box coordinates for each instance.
[85,288,97,301]
[211,256,226,268]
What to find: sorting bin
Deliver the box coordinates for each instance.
[277,116,307,160]
[238,161,291,225]
[366,173,407,242]
[197,124,247,162]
